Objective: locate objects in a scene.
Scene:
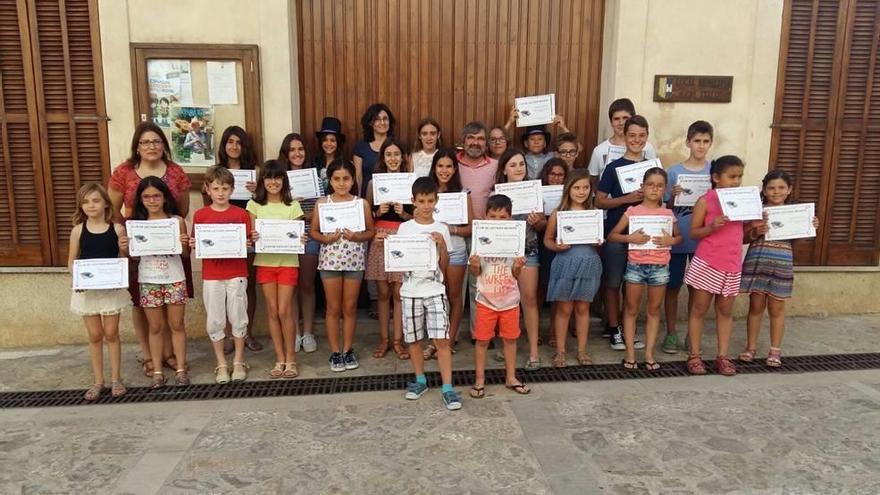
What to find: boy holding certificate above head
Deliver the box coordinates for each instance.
[398,177,460,410]
[468,194,531,399]
[191,166,253,384]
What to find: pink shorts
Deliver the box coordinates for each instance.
[684,256,741,297]
[256,266,299,286]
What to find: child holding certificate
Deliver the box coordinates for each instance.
[588,98,658,191]
[608,168,681,371]
[68,183,131,400]
[469,194,531,398]
[365,139,412,360]
[247,160,305,379]
[192,167,252,384]
[543,170,602,367]
[310,159,375,372]
[427,148,474,354]
[124,177,190,389]
[684,156,748,376]
[538,158,568,347]
[739,170,818,367]
[495,149,547,370]
[398,177,460,410]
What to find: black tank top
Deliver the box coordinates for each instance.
[79,223,119,259]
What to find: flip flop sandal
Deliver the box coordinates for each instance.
[83,383,104,401]
[372,340,390,358]
[110,381,127,398]
[622,359,638,371]
[469,385,485,399]
[644,361,661,372]
[505,383,531,395]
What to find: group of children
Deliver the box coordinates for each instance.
[69,97,813,410]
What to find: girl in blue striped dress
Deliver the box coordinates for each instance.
[739,170,818,367]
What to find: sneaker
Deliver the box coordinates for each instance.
[602,325,618,338]
[294,333,302,352]
[301,334,317,353]
[442,389,462,411]
[329,352,345,372]
[610,330,626,350]
[404,381,428,400]
[343,349,359,370]
[662,334,679,354]
[633,338,646,350]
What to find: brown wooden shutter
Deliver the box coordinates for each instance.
[0,0,52,265]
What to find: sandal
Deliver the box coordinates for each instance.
[505,382,531,395]
[368,300,379,320]
[150,372,165,390]
[622,359,638,371]
[738,348,757,362]
[524,358,541,371]
[138,357,154,378]
[372,340,390,358]
[83,383,104,401]
[576,353,593,366]
[174,368,191,386]
[163,357,189,372]
[392,340,410,360]
[687,354,706,375]
[244,336,263,352]
[269,362,285,379]
[643,361,661,372]
[232,362,249,382]
[110,381,127,398]
[766,347,783,368]
[283,362,299,378]
[714,356,737,376]
[423,344,438,360]
[552,352,567,368]
[547,336,557,348]
[469,385,485,399]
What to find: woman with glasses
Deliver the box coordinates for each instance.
[109,122,193,379]
[487,127,509,160]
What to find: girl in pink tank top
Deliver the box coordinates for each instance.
[684,156,746,377]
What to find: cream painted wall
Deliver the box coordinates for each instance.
[97,0,299,167]
[599,0,783,187]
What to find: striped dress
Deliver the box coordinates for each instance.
[739,238,794,299]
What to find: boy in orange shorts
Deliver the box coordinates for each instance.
[468,194,530,398]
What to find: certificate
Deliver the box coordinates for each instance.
[471,220,527,258]
[616,158,662,194]
[230,169,255,201]
[72,258,128,290]
[717,186,763,221]
[194,224,247,259]
[629,215,674,250]
[318,200,366,234]
[495,180,543,215]
[556,210,604,245]
[435,192,468,225]
[383,234,438,272]
[764,203,816,241]
[372,173,414,205]
[126,218,181,256]
[542,185,564,215]
[255,219,305,254]
[675,175,712,207]
[605,145,626,166]
[514,93,556,127]
[288,168,321,200]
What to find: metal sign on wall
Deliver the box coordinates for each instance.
[654,75,733,103]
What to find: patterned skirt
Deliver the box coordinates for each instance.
[739,239,793,299]
[365,226,403,283]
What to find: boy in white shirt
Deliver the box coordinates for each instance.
[588,98,658,190]
[398,177,460,410]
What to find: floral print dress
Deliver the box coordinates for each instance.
[317,196,368,271]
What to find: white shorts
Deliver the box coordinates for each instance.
[402,294,450,343]
[202,277,249,342]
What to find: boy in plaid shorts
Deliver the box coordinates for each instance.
[398,177,460,410]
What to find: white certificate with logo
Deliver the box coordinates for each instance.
[384,234,437,272]
[126,218,181,256]
[616,158,662,194]
[556,210,604,245]
[628,215,674,250]
[495,180,543,215]
[514,93,556,127]
[72,258,129,290]
[717,186,763,221]
[288,168,321,200]
[194,224,247,259]
[255,219,305,254]
[675,175,712,207]
[435,192,468,225]
[471,220,526,258]
[605,145,626,166]
[764,203,816,241]
[318,200,366,234]
[542,185,564,215]
[230,169,256,201]
[372,173,414,205]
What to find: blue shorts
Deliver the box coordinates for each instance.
[667,252,693,290]
[601,242,628,289]
[304,239,321,256]
[525,252,540,267]
[624,263,670,286]
[449,247,468,266]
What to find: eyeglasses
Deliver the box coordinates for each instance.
[138,139,164,148]
[374,116,390,122]
[489,137,507,144]
[558,149,578,156]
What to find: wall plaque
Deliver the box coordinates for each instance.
[653,75,733,103]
